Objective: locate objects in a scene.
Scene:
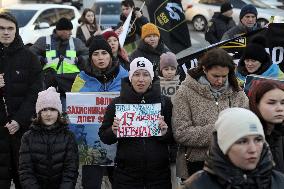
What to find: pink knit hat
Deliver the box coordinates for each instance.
[160,52,178,71]
[36,87,62,114]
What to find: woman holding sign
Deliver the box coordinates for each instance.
[249,79,284,173]
[99,57,173,189]
[172,48,248,179]
[71,36,128,188]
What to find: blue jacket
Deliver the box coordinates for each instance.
[71,65,128,92]
[236,63,284,87]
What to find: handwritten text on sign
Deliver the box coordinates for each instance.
[115,103,161,138]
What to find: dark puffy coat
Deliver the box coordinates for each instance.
[266,128,284,174]
[205,12,236,44]
[99,77,173,189]
[129,40,169,75]
[182,132,284,189]
[19,123,79,189]
[0,34,42,188]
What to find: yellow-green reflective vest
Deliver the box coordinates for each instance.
[44,36,80,74]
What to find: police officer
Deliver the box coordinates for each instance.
[30,17,89,109]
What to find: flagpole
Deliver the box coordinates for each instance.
[129,1,145,32]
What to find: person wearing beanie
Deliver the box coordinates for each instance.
[172,48,248,180]
[181,107,284,189]
[236,35,284,87]
[221,4,261,41]
[115,0,149,52]
[99,56,173,189]
[159,52,179,81]
[19,87,79,189]
[102,31,130,70]
[30,17,89,111]
[76,8,100,45]
[159,51,180,188]
[130,23,169,76]
[205,2,236,44]
[56,17,73,31]
[0,12,42,189]
[249,79,284,173]
[71,35,128,92]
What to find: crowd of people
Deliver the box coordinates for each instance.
[1,0,284,189]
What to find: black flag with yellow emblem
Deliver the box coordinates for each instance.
[145,0,191,53]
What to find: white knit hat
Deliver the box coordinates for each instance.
[129,57,154,81]
[215,108,265,154]
[36,87,62,114]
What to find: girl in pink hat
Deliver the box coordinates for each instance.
[19,87,79,189]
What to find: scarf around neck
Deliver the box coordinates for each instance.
[198,75,230,99]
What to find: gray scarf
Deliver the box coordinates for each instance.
[198,76,230,99]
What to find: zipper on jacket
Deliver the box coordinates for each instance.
[141,96,145,103]
[243,174,248,183]
[214,97,218,106]
[103,75,107,91]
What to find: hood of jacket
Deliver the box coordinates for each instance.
[204,132,274,188]
[120,77,161,104]
[182,74,234,100]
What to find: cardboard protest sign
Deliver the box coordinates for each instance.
[115,103,161,138]
[244,74,284,96]
[160,79,180,97]
[66,92,119,165]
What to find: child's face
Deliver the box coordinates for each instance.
[40,108,59,126]
[161,66,177,80]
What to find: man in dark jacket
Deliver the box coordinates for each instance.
[0,12,42,189]
[221,4,261,41]
[30,17,88,110]
[115,0,148,52]
[205,2,236,44]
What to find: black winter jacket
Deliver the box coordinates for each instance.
[19,123,79,189]
[183,132,284,189]
[0,34,42,188]
[129,40,169,75]
[99,77,173,188]
[205,12,236,44]
[265,124,284,174]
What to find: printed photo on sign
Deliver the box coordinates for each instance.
[66,92,119,166]
[115,103,161,138]
[244,74,284,96]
